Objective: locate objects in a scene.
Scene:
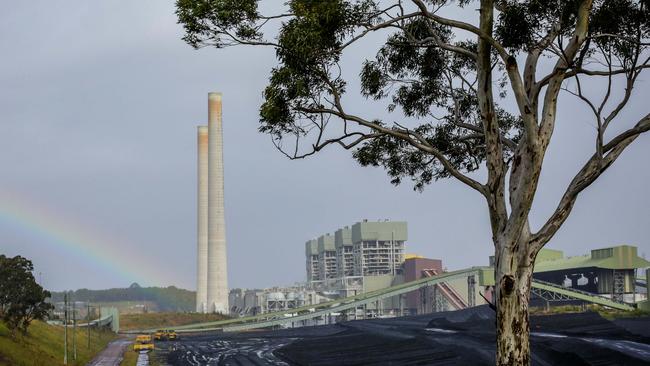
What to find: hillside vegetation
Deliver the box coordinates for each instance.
[120,312,229,331]
[0,320,117,366]
[51,284,195,312]
[530,304,650,319]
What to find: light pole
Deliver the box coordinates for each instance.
[87,302,91,349]
[63,293,68,365]
[72,296,77,361]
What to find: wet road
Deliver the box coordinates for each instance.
[153,307,650,366]
[87,339,131,366]
[157,338,292,365]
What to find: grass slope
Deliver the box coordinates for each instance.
[120,312,229,331]
[0,321,117,366]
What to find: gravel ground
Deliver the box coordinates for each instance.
[154,306,650,365]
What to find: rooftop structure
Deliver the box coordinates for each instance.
[318,234,337,280]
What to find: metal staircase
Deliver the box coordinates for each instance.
[422,268,468,310]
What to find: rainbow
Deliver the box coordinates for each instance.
[0,189,162,287]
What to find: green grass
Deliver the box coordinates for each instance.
[0,320,117,366]
[530,304,650,320]
[119,348,139,366]
[120,312,229,331]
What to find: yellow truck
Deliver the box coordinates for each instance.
[154,330,167,341]
[167,330,178,340]
[153,329,179,341]
[133,334,155,352]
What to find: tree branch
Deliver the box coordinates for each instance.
[531,113,650,251]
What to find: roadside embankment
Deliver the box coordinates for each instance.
[0,320,117,366]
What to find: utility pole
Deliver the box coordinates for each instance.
[72,296,77,361]
[87,302,91,349]
[64,293,68,365]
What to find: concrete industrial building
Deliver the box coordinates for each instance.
[318,234,338,280]
[305,239,320,282]
[229,286,327,317]
[228,217,648,323]
[306,220,407,285]
[335,227,354,278]
[300,222,649,321]
[530,245,650,303]
[352,220,406,276]
[300,220,481,318]
[196,92,229,314]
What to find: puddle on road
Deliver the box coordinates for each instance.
[425,328,458,334]
[136,351,149,366]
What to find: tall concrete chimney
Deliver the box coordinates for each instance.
[196,126,209,313]
[206,92,229,313]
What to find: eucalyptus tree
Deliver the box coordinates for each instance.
[176,0,650,364]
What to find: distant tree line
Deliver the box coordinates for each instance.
[50,284,195,312]
[0,255,53,337]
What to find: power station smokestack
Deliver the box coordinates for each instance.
[206,92,229,313]
[196,126,209,313]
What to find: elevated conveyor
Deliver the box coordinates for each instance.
[531,279,635,311]
[124,267,635,334]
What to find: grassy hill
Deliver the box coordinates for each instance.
[120,312,229,331]
[0,320,117,366]
[51,284,195,312]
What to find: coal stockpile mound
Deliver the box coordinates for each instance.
[530,311,632,338]
[274,328,486,366]
[275,307,650,366]
[613,317,650,337]
[162,307,649,365]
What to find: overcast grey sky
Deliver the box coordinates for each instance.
[1,1,648,292]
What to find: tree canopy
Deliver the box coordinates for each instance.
[0,255,53,337]
[176,0,648,191]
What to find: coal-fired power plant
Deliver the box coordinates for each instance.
[196,92,229,314]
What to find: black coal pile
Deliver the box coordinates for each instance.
[158,306,650,365]
[275,307,650,366]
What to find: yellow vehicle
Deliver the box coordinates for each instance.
[154,330,167,341]
[167,330,178,340]
[133,334,155,352]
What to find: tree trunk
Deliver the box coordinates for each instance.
[495,248,534,366]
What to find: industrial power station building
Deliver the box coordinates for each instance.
[531,245,649,303]
[306,220,407,282]
[301,220,485,317]
[228,218,649,319]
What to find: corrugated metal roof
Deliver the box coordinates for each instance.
[305,239,318,256]
[534,245,650,272]
[317,234,335,252]
[351,220,407,243]
[334,227,352,248]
